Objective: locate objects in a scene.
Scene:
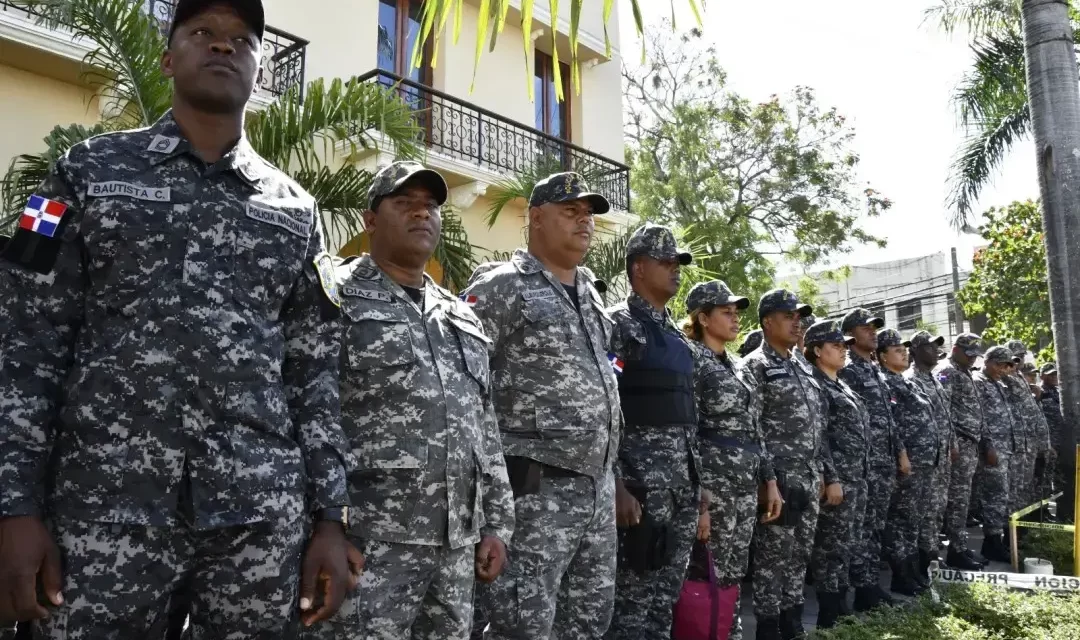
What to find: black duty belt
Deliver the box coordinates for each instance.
[701,432,761,455]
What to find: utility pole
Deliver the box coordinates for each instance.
[951,247,964,336]
[1022,0,1080,519]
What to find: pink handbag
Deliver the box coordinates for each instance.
[672,542,738,640]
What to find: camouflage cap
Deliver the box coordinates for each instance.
[841,308,885,334]
[804,320,853,347]
[738,329,764,358]
[876,328,911,350]
[367,161,448,211]
[985,345,1019,364]
[1006,339,1028,358]
[170,0,265,43]
[909,330,945,350]
[685,279,748,313]
[953,332,985,357]
[757,288,812,320]
[626,222,692,266]
[1041,362,1058,375]
[800,313,818,332]
[1020,361,1037,375]
[529,172,610,214]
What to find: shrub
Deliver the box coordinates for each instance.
[1019,528,1074,576]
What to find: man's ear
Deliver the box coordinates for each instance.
[161,49,174,79]
[362,209,377,235]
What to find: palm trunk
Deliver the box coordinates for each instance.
[1022,0,1080,519]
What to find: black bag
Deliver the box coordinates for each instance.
[618,486,673,573]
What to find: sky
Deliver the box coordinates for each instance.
[618,0,1039,272]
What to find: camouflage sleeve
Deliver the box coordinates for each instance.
[479,392,514,544]
[737,356,775,483]
[281,213,349,513]
[461,276,507,352]
[886,377,915,453]
[816,387,839,486]
[886,384,906,461]
[0,157,85,518]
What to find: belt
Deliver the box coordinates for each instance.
[701,432,761,455]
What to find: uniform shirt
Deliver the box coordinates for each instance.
[336,255,513,549]
[840,352,904,468]
[812,368,870,483]
[906,367,953,462]
[607,293,699,488]
[739,341,835,483]
[0,111,348,528]
[690,341,774,484]
[462,250,621,479]
[934,357,984,444]
[882,370,940,466]
[1003,373,1051,455]
[1040,384,1065,450]
[972,371,1019,454]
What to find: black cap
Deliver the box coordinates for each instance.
[168,0,266,43]
[738,329,764,358]
[804,320,854,347]
[841,308,885,334]
[529,172,610,214]
[757,288,812,321]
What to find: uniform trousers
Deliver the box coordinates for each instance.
[751,468,821,618]
[981,453,1013,537]
[849,464,893,586]
[811,477,867,593]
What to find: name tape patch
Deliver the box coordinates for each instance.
[246,203,311,238]
[522,288,557,301]
[88,181,170,202]
[342,286,391,302]
[764,367,789,381]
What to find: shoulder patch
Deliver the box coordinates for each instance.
[3,195,73,274]
[313,252,340,307]
[148,134,180,154]
[246,203,311,238]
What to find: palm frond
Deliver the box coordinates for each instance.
[484,155,608,227]
[583,226,635,303]
[947,103,1030,227]
[245,77,423,173]
[1,123,110,231]
[922,0,1021,37]
[433,206,479,292]
[16,0,171,128]
[953,32,1028,129]
[292,163,373,246]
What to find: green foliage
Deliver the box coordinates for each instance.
[624,27,888,312]
[959,200,1051,356]
[812,583,1080,639]
[1020,529,1075,576]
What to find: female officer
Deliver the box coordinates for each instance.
[804,321,869,628]
[683,281,783,640]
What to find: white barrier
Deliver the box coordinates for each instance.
[932,567,1080,592]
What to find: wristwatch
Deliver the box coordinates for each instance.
[316,506,350,531]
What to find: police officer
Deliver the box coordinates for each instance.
[0,1,354,636]
[684,281,783,640]
[1004,340,1051,506]
[739,328,764,358]
[804,321,867,629]
[972,346,1022,563]
[905,331,955,576]
[877,330,934,596]
[602,223,700,639]
[464,172,621,639]
[796,313,817,360]
[838,310,906,610]
[740,290,837,640]
[303,162,515,639]
[935,333,987,570]
[1040,363,1065,492]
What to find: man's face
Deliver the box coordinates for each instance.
[914,342,939,368]
[763,310,801,348]
[851,324,877,352]
[985,360,1011,380]
[364,182,442,264]
[1045,372,1059,387]
[531,199,595,260]
[633,255,681,301]
[953,348,975,368]
[162,5,260,114]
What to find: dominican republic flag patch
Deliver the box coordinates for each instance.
[20,195,68,238]
[460,293,478,306]
[608,353,624,374]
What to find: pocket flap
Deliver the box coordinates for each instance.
[522,297,564,324]
[448,311,492,345]
[353,437,427,471]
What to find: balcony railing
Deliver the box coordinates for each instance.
[1,0,307,98]
[358,69,631,212]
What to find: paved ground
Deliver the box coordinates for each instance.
[738,525,1014,636]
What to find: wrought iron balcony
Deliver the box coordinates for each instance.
[1,0,307,99]
[357,69,631,212]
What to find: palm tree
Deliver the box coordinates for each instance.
[0,0,480,290]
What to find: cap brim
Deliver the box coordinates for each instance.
[844,336,856,346]
[931,336,945,346]
[796,304,813,318]
[399,169,448,206]
[902,340,912,348]
[170,0,266,41]
[1045,368,1058,375]
[869,317,885,329]
[676,251,693,266]
[732,296,750,310]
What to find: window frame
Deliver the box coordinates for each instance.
[378,0,433,85]
[534,50,572,142]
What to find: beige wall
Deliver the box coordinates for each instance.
[264,0,379,84]
[0,63,100,180]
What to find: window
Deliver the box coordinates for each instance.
[534,50,570,140]
[896,299,923,333]
[377,0,431,84]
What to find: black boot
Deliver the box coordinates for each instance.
[889,557,920,596]
[816,592,841,629]
[755,615,782,640]
[964,548,988,567]
[911,554,930,591]
[778,606,805,640]
[837,588,853,617]
[981,533,1011,563]
[947,546,983,570]
[853,585,880,612]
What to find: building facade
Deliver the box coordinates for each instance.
[0,0,632,261]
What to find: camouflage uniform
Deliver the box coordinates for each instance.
[1040,363,1066,491]
[466,175,620,640]
[0,111,349,639]
[972,354,1020,537]
[1005,341,1051,504]
[304,163,515,640]
[739,290,833,626]
[838,311,902,591]
[905,333,952,558]
[605,224,699,640]
[934,335,985,557]
[878,332,938,567]
[806,323,869,597]
[686,281,765,640]
[738,329,764,359]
